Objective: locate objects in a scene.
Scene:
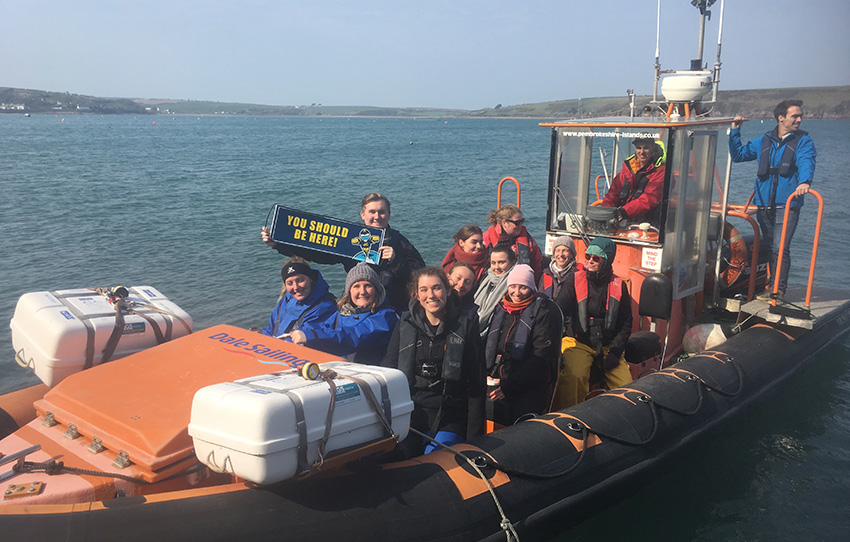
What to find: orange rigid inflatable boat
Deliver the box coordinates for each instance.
[2,318,850,542]
[4,126,850,542]
[4,6,850,535]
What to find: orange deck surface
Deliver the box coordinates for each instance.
[33,325,345,472]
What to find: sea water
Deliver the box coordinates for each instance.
[1,114,848,539]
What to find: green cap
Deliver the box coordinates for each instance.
[586,237,617,261]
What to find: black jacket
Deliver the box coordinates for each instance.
[382,298,486,439]
[487,294,562,402]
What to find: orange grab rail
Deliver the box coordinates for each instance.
[497,176,521,209]
[772,189,823,308]
[593,174,608,203]
[712,193,757,216]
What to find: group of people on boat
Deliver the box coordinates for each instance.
[253,98,817,458]
[258,192,634,457]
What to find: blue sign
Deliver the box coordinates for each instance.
[268,205,385,265]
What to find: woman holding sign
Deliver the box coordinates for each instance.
[261,257,337,339]
[290,263,399,365]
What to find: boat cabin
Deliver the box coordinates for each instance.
[540,115,737,360]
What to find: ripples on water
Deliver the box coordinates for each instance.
[1,115,848,538]
[1,115,549,372]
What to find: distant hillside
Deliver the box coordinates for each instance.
[0,87,150,115]
[137,98,464,117]
[469,86,850,119]
[1,85,848,119]
[0,88,465,117]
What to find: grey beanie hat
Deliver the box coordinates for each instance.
[552,236,576,257]
[344,262,386,304]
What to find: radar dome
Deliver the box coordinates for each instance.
[660,71,712,102]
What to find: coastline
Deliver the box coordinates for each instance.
[3,85,849,119]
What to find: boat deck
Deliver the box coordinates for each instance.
[740,286,850,331]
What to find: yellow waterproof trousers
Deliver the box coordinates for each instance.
[551,338,633,411]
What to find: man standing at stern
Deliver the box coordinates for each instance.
[729,100,816,300]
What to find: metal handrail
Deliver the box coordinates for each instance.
[497,176,521,208]
[772,189,823,308]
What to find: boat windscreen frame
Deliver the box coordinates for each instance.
[544,117,730,300]
[663,128,719,298]
[545,124,671,247]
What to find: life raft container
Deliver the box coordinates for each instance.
[11,286,192,387]
[189,362,413,484]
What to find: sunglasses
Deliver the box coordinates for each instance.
[585,253,604,263]
[506,218,525,225]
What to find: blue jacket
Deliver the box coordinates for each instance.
[261,271,337,338]
[729,127,816,209]
[299,304,399,365]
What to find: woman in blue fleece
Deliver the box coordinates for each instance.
[290,262,399,365]
[261,257,337,339]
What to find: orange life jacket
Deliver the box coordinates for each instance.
[574,271,623,337]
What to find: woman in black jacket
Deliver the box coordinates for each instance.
[485,264,563,426]
[383,267,486,456]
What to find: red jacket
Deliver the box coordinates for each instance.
[601,156,666,220]
[483,224,543,282]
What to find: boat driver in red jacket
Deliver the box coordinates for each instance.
[601,138,666,225]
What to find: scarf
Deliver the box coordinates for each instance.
[500,293,534,314]
[441,244,489,280]
[338,302,374,317]
[549,258,575,281]
[474,265,514,335]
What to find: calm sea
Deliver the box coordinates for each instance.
[1,115,848,540]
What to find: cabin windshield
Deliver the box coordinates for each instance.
[545,118,730,299]
[546,123,668,244]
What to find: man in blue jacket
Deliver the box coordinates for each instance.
[729,100,816,300]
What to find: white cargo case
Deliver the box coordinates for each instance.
[10,286,193,387]
[189,361,413,485]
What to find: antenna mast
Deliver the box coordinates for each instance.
[651,0,724,113]
[652,0,662,103]
[711,0,725,103]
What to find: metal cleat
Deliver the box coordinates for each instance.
[42,412,58,427]
[64,423,80,440]
[88,436,104,454]
[0,445,42,483]
[112,450,132,469]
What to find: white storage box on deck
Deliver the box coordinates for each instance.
[10,286,193,387]
[189,361,413,484]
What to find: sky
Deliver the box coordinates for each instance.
[3,0,848,110]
